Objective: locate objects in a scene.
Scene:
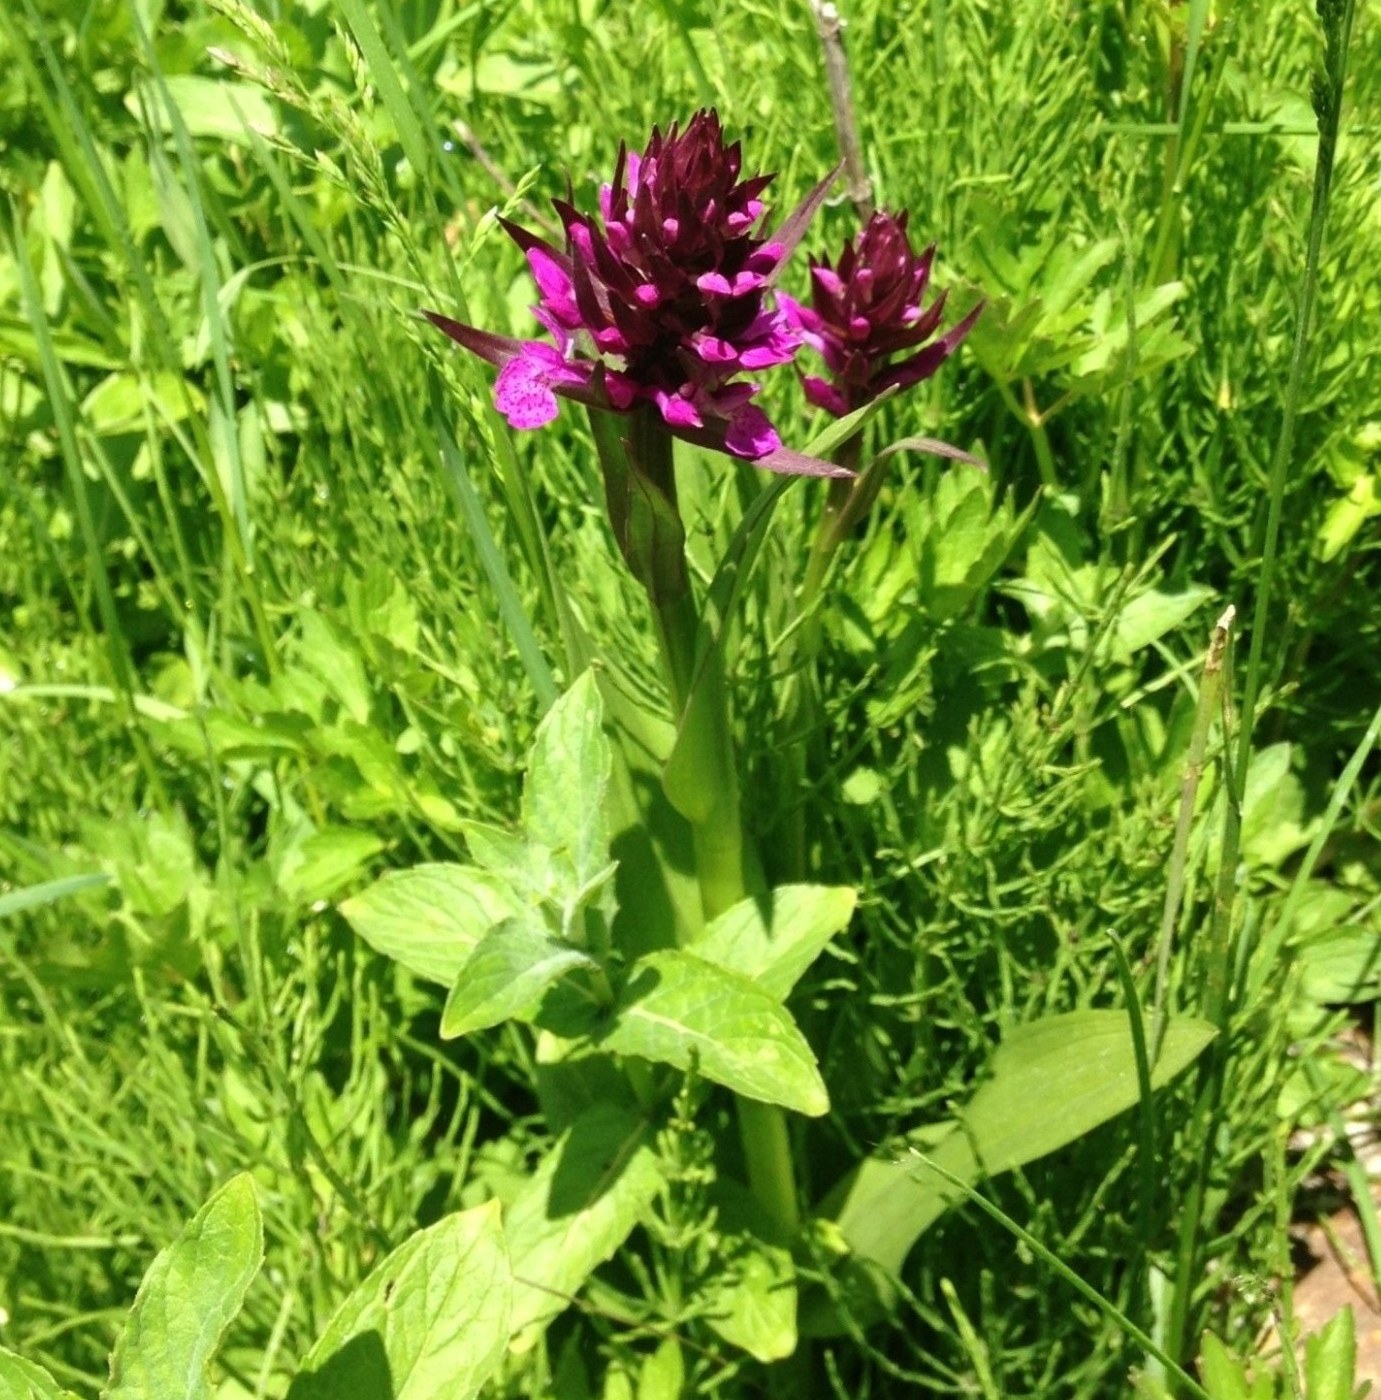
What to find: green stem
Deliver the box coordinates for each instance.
[1230,0,1354,813]
[737,1098,800,1235]
[642,455,799,1238]
[776,435,866,881]
[1163,5,1356,1369]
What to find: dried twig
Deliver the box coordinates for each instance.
[811,1,874,221]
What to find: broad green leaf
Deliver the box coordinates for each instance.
[600,951,829,1116]
[522,671,612,902]
[290,1203,510,1400]
[278,828,383,904]
[105,1173,263,1400]
[1235,743,1311,869]
[81,371,203,434]
[0,1350,79,1400]
[340,864,515,986]
[1198,1333,1252,1400]
[820,1012,1214,1286]
[441,917,598,1039]
[1108,585,1212,663]
[298,613,371,725]
[690,885,856,1000]
[459,819,618,935]
[1303,1307,1359,1400]
[506,1102,663,1351]
[1317,473,1379,562]
[460,819,546,895]
[635,1339,684,1400]
[125,76,280,141]
[699,1184,797,1363]
[535,1032,640,1133]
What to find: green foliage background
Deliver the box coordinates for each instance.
[1,0,1379,1395]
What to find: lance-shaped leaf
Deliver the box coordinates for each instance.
[802,1011,1214,1334]
[505,1102,663,1351]
[105,1174,263,1400]
[441,915,600,1039]
[289,1203,510,1400]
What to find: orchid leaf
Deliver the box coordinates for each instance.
[803,1012,1213,1333]
[599,950,829,1115]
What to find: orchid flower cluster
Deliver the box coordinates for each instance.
[427,108,976,488]
[423,111,979,1249]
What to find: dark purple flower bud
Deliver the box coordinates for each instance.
[426,110,851,478]
[779,210,981,417]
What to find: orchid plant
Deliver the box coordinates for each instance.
[340,109,1215,1372]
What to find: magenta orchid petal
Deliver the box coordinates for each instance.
[494,345,589,429]
[723,405,781,458]
[655,389,704,429]
[801,374,849,417]
[605,371,637,410]
[527,247,578,316]
[711,381,757,413]
[739,341,795,370]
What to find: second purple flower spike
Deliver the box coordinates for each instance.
[779,210,981,418]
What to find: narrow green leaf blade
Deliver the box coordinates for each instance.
[0,872,111,920]
[290,1203,510,1400]
[601,951,829,1115]
[104,1174,263,1400]
[505,1103,663,1351]
[690,885,856,1000]
[340,863,515,986]
[441,917,597,1039]
[0,1349,79,1400]
[827,1012,1214,1278]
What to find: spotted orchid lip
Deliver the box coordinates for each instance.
[422,312,853,479]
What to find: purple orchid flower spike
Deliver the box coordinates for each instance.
[425,109,849,480]
[778,209,982,418]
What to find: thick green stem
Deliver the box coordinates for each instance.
[643,454,799,1239]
